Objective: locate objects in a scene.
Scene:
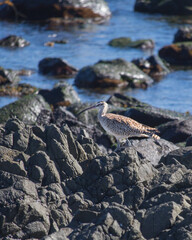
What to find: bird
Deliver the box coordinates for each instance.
[77,101,160,150]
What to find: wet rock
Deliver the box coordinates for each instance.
[174,26,192,43]
[0,83,37,97]
[134,0,192,15]
[125,105,185,127]
[108,37,154,49]
[38,58,77,77]
[159,42,192,66]
[75,58,153,89]
[158,118,192,143]
[0,0,111,21]
[132,55,170,81]
[0,35,30,48]
[0,67,20,85]
[0,94,51,124]
[39,82,80,107]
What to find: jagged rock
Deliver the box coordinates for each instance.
[0,35,30,48]
[134,0,192,15]
[75,58,153,89]
[108,37,154,49]
[38,58,77,77]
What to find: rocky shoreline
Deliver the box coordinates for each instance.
[0,89,192,240]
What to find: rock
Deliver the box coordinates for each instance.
[132,55,170,81]
[186,136,192,146]
[39,82,80,107]
[38,58,77,77]
[0,94,51,124]
[158,118,192,143]
[0,83,37,97]
[125,105,185,127]
[141,202,182,238]
[129,138,178,166]
[0,0,111,22]
[0,67,20,85]
[161,147,192,169]
[134,0,192,15]
[159,42,192,66]
[75,58,153,89]
[0,35,30,48]
[173,26,192,43]
[108,37,154,49]
[42,229,68,240]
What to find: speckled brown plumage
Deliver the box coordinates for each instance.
[78,101,160,149]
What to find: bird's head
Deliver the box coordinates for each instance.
[77,101,106,116]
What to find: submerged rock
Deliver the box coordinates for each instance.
[0,0,111,22]
[108,37,154,49]
[0,83,37,97]
[38,58,77,77]
[159,42,192,66]
[75,58,153,90]
[0,35,30,48]
[134,0,192,15]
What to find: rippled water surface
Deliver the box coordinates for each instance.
[0,0,191,113]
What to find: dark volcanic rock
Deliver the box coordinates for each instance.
[132,55,170,81]
[158,118,192,143]
[0,0,111,21]
[174,27,192,43]
[0,115,191,239]
[159,42,192,66]
[0,35,30,48]
[108,37,154,49]
[75,58,153,90]
[0,94,51,124]
[134,0,192,15]
[38,58,77,77]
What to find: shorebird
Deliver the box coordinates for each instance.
[78,101,160,150]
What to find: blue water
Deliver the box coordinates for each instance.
[0,0,191,113]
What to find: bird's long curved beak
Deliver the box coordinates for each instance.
[77,104,97,116]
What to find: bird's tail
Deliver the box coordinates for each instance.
[151,133,160,140]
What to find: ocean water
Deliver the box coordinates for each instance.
[0,0,191,113]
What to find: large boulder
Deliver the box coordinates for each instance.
[159,42,192,66]
[75,58,154,90]
[134,0,192,15]
[0,94,51,124]
[0,0,111,21]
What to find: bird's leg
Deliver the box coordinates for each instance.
[125,138,131,147]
